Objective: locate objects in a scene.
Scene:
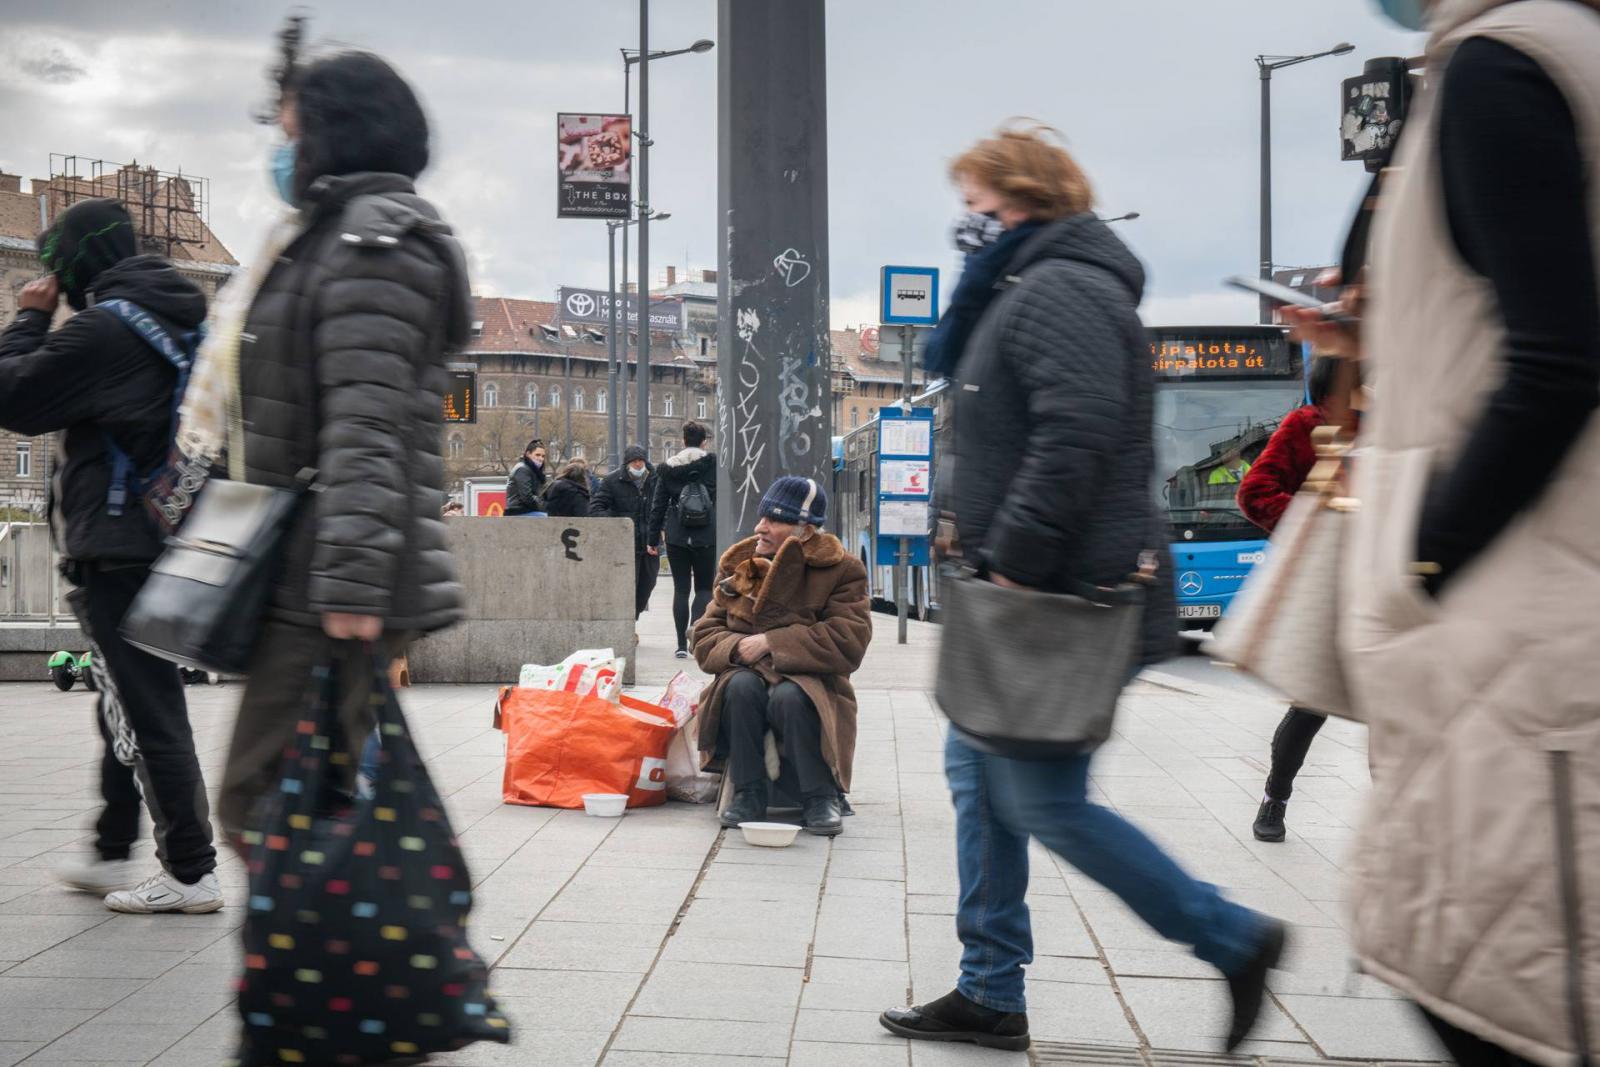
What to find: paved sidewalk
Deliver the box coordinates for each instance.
[0,582,1448,1065]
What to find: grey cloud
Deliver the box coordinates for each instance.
[18,48,87,85]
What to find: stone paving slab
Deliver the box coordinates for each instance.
[0,586,1451,1064]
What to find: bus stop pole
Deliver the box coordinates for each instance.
[896,323,914,645]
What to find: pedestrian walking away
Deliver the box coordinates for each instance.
[505,438,549,516]
[590,444,661,618]
[1312,0,1600,1062]
[650,419,718,658]
[880,124,1286,1054]
[211,39,469,849]
[1234,355,1349,843]
[542,458,592,517]
[693,476,871,837]
[0,197,221,913]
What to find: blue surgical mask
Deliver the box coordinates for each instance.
[1373,0,1430,30]
[272,141,299,205]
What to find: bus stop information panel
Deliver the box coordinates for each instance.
[876,407,934,567]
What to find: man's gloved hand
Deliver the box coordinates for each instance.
[18,276,60,314]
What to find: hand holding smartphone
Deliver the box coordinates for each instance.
[1223,275,1358,326]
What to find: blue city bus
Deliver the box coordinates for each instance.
[832,325,1304,626]
[1151,325,1305,628]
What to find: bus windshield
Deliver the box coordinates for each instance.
[1153,378,1306,541]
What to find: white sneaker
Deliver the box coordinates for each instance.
[104,870,224,914]
[59,857,141,895]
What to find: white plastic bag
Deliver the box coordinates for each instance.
[518,648,625,704]
[659,672,720,803]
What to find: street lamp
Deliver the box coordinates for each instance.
[1104,211,1141,223]
[623,19,715,451]
[1257,42,1355,323]
[606,208,669,467]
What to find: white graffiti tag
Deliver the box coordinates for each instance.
[778,355,815,461]
[772,248,811,288]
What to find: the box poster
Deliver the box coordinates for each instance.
[558,113,632,219]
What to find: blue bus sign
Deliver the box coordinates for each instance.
[875,406,934,567]
[880,266,940,326]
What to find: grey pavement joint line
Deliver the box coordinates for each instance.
[481,812,628,969]
[594,823,731,1065]
[786,827,836,1059]
[1049,850,1155,1051]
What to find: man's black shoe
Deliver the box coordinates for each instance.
[720,788,768,828]
[1253,799,1288,842]
[802,795,843,836]
[1225,920,1287,1051]
[879,989,1030,1051]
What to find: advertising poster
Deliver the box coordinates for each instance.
[1340,65,1407,171]
[881,459,931,497]
[557,113,632,219]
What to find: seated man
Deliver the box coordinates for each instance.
[692,476,871,836]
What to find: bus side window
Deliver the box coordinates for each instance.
[858,470,867,510]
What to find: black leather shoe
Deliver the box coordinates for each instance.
[720,788,768,828]
[802,795,843,836]
[1253,799,1287,842]
[879,989,1030,1051]
[1225,920,1287,1051]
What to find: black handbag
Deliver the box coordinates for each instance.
[234,657,510,1066]
[121,471,314,674]
[934,563,1146,758]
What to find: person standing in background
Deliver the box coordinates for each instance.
[505,438,548,516]
[591,444,661,619]
[542,458,592,517]
[650,420,717,659]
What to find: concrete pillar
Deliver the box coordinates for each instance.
[715,0,833,550]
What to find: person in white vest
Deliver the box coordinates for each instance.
[1299,1,1600,1063]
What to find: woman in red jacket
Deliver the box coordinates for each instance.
[1235,356,1340,843]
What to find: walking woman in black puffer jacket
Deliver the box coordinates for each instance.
[215,32,469,845]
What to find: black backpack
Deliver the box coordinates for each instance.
[678,474,712,528]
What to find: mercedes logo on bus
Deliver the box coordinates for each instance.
[1179,571,1204,596]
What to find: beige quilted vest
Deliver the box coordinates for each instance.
[1344,2,1600,1062]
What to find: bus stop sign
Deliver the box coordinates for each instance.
[880,266,940,326]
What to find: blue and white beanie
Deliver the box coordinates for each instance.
[759,475,827,527]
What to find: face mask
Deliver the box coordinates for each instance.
[1372,0,1430,30]
[272,141,299,205]
[629,465,648,479]
[952,210,1005,255]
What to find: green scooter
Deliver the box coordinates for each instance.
[47,650,96,692]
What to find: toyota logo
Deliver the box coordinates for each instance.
[565,292,597,318]
[1179,571,1204,596]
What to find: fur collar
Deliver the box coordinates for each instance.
[718,530,847,617]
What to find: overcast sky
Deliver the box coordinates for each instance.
[1,0,1420,328]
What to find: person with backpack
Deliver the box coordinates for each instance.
[590,444,661,618]
[650,420,717,658]
[0,197,222,913]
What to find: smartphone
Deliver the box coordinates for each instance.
[1223,275,1357,326]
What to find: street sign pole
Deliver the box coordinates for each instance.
[897,323,914,644]
[880,268,938,645]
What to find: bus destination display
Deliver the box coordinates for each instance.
[1150,331,1297,379]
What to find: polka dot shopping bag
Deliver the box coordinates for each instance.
[234,657,511,1065]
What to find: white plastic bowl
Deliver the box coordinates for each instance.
[582,793,628,818]
[738,821,800,848]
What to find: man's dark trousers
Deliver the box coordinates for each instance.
[70,561,217,883]
[719,668,835,800]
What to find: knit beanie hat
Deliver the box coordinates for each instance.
[759,475,826,527]
[37,198,138,311]
[624,444,649,464]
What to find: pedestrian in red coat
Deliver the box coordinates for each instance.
[1235,356,1340,843]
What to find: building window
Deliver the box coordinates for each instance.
[15,443,30,478]
[597,388,608,413]
[663,394,674,417]
[696,395,708,419]
[448,436,463,458]
[699,336,709,357]
[850,408,859,429]
[483,382,498,408]
[573,387,585,412]
[572,442,585,459]
[549,385,561,409]
[526,384,538,409]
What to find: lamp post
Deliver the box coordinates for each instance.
[1104,211,1141,223]
[606,209,669,467]
[624,28,714,452]
[1257,42,1354,323]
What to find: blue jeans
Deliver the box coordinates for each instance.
[945,730,1267,1013]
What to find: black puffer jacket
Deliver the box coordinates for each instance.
[542,472,591,517]
[590,461,658,554]
[0,256,205,563]
[648,448,717,548]
[505,459,546,515]
[239,172,469,632]
[949,213,1176,665]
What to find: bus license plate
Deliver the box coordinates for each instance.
[1178,604,1222,620]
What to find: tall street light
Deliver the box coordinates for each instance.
[1257,42,1354,323]
[607,209,668,467]
[625,24,714,449]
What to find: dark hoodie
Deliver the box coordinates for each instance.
[649,447,717,549]
[0,254,207,562]
[945,212,1175,666]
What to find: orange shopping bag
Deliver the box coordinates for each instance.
[496,688,677,809]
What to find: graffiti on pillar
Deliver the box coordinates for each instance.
[730,308,768,529]
[778,354,822,464]
[772,248,811,288]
